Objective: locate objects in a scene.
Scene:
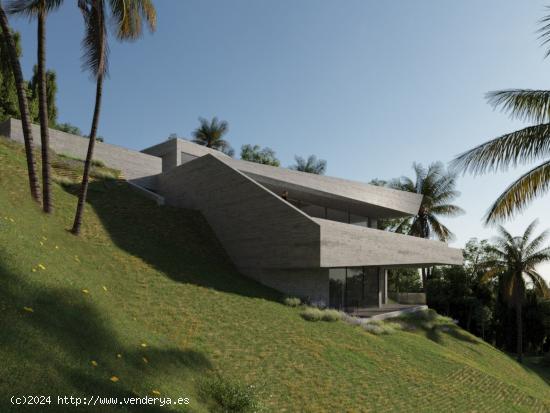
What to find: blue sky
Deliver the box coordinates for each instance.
[8,0,550,279]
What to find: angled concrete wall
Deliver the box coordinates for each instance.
[1,118,161,188]
[157,154,321,270]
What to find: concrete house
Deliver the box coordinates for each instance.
[1,118,463,315]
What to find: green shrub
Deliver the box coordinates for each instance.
[199,376,262,413]
[320,309,343,322]
[283,297,301,307]
[91,159,105,168]
[91,168,119,180]
[301,307,323,321]
[362,320,404,335]
[301,307,342,322]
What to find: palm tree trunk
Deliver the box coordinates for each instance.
[37,8,52,213]
[0,3,40,202]
[516,301,523,363]
[71,73,103,235]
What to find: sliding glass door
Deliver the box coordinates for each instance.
[329,267,380,310]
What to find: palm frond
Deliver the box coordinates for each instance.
[451,123,550,175]
[429,204,465,216]
[486,89,550,124]
[7,0,62,16]
[427,214,454,242]
[79,0,108,77]
[524,269,550,298]
[108,0,156,40]
[538,6,550,59]
[484,159,550,224]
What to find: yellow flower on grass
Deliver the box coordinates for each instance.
[151,390,161,396]
[142,357,148,364]
[82,289,89,294]
[140,343,147,348]
[55,245,59,250]
[91,360,98,367]
[9,218,14,223]
[42,236,47,241]
[39,241,44,246]
[38,264,46,270]
[110,376,119,382]
[102,286,108,292]
[31,268,36,272]
[116,353,122,359]
[23,307,34,313]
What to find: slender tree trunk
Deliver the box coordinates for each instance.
[516,301,523,363]
[0,3,40,202]
[71,74,103,235]
[37,8,52,213]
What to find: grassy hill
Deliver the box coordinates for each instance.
[0,137,549,412]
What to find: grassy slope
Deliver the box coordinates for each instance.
[0,137,549,413]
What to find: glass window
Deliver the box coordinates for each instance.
[363,267,379,307]
[301,204,326,219]
[329,268,346,309]
[349,214,368,227]
[326,208,349,223]
[345,268,364,310]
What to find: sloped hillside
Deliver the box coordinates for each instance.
[0,137,548,412]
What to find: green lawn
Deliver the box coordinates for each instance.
[0,137,549,412]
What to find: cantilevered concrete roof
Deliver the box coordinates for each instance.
[143,138,423,218]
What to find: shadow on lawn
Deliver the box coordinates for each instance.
[0,260,211,413]
[62,180,281,302]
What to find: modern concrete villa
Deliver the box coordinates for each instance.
[1,118,463,315]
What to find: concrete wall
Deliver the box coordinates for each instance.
[1,118,161,188]
[157,154,322,270]
[318,218,463,267]
[249,268,329,304]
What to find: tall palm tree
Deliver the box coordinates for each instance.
[192,117,234,155]
[71,0,156,235]
[484,220,550,362]
[0,1,40,201]
[451,9,550,224]
[387,162,464,286]
[389,162,464,241]
[290,155,327,175]
[9,0,63,213]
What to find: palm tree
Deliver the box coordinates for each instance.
[387,162,464,286]
[389,162,463,241]
[71,0,156,235]
[0,1,40,202]
[9,0,63,213]
[451,10,550,224]
[484,220,550,362]
[290,155,327,175]
[192,116,234,155]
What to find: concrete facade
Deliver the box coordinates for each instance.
[3,121,463,307]
[1,118,161,188]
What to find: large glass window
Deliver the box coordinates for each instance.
[328,268,346,309]
[329,267,381,310]
[363,267,380,307]
[345,268,364,309]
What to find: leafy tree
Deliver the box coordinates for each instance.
[0,26,19,121]
[55,122,82,135]
[483,220,550,362]
[9,0,64,214]
[290,155,327,174]
[28,64,57,125]
[0,7,40,201]
[451,9,550,224]
[192,117,234,156]
[71,0,156,235]
[240,144,280,166]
